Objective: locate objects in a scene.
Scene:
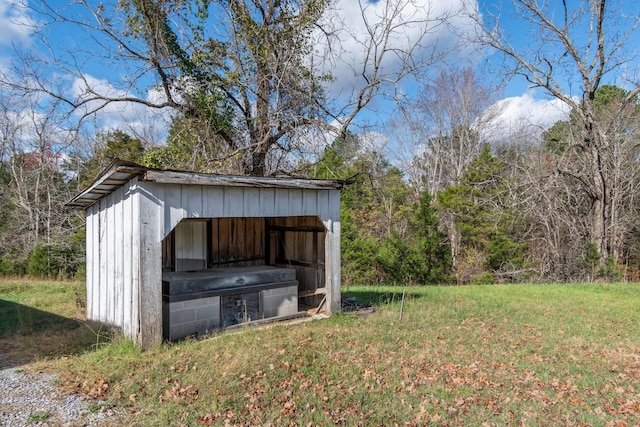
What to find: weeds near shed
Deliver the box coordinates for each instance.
[27,412,51,422]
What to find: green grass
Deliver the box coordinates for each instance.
[3,280,640,425]
[0,279,109,364]
[27,412,52,422]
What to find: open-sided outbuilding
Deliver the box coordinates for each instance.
[67,160,343,349]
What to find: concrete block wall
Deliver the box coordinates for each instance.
[262,285,298,318]
[163,284,299,341]
[164,296,221,340]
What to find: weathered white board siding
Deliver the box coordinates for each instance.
[174,220,207,271]
[86,177,141,344]
[87,179,340,349]
[156,184,337,235]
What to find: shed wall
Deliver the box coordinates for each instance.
[155,184,337,236]
[86,177,141,342]
[89,180,340,348]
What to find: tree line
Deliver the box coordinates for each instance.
[0,0,639,283]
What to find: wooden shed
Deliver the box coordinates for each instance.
[67,160,343,349]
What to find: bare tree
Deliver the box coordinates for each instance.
[391,67,500,268]
[467,0,640,266]
[400,67,500,194]
[3,0,457,176]
[0,89,78,268]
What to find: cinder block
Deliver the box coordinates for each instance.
[172,308,196,324]
[196,304,218,322]
[182,298,208,310]
[170,324,183,340]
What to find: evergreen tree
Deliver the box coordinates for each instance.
[437,145,527,283]
[414,192,453,284]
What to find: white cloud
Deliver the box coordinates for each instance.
[484,92,573,142]
[70,74,171,145]
[0,1,37,48]
[321,0,479,99]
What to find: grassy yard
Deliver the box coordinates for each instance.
[1,280,639,426]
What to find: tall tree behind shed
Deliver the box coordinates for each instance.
[467,0,640,267]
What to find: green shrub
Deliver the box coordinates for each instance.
[471,271,495,285]
[0,256,16,275]
[376,233,423,285]
[27,241,83,278]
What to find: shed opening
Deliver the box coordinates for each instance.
[161,215,327,340]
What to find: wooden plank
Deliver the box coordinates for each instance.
[312,229,319,265]
[235,217,246,263]
[297,224,306,262]
[267,225,326,232]
[325,219,341,315]
[85,205,94,320]
[288,189,303,215]
[273,258,325,268]
[211,218,220,264]
[328,190,340,219]
[275,189,289,216]
[193,221,207,260]
[205,187,225,217]
[245,217,256,259]
[218,218,230,261]
[106,194,116,324]
[302,190,317,216]
[164,183,183,237]
[284,217,296,264]
[174,220,207,268]
[243,187,261,217]
[316,190,330,220]
[122,186,133,338]
[175,221,186,261]
[113,185,125,329]
[182,185,203,218]
[138,182,163,349]
[259,188,276,217]
[98,199,107,323]
[254,218,265,260]
[130,178,141,343]
[298,288,326,298]
[224,187,244,217]
[228,218,237,260]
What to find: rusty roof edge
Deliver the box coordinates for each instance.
[66,159,346,209]
[141,169,345,190]
[64,159,149,208]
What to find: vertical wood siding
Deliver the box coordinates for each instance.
[86,178,142,340]
[87,181,340,348]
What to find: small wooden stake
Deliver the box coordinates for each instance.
[315,295,327,314]
[399,289,407,321]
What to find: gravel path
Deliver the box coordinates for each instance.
[0,362,111,427]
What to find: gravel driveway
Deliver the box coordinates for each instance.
[0,355,111,427]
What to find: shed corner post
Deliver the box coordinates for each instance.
[137,184,164,349]
[325,218,341,315]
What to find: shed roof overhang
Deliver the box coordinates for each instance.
[66,159,346,209]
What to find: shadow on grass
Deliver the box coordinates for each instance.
[0,299,106,368]
[342,286,428,307]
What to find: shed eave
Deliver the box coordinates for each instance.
[64,159,147,209]
[66,159,345,209]
[141,169,345,190]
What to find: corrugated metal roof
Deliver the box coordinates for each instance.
[66,159,345,209]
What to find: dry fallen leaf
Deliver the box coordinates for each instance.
[197,413,214,425]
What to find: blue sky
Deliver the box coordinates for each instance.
[2,0,638,157]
